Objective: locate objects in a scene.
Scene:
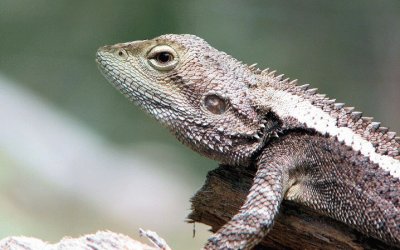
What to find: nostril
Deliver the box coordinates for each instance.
[98,45,111,52]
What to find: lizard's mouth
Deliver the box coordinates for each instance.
[95,47,108,66]
[95,50,112,81]
[95,51,101,65]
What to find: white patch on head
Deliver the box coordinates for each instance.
[258,88,400,179]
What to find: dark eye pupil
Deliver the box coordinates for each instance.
[156,52,173,63]
[204,94,226,114]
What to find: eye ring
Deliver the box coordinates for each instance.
[202,94,228,115]
[147,45,178,71]
[115,48,128,60]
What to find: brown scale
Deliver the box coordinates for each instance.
[264,73,400,162]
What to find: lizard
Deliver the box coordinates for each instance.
[96,34,400,249]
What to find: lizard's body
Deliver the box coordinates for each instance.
[96,34,400,249]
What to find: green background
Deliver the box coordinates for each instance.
[1,1,399,249]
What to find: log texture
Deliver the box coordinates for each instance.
[0,231,168,250]
[1,165,398,249]
[188,164,398,250]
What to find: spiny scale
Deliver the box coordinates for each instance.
[97,34,400,248]
[258,57,400,166]
[262,66,400,160]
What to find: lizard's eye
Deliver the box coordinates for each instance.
[147,45,178,71]
[203,94,227,115]
[155,52,173,63]
[115,48,128,60]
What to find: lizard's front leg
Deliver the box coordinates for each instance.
[204,150,291,250]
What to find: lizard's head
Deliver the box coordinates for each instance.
[96,34,276,165]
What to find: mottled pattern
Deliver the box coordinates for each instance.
[253,81,400,178]
[96,34,264,166]
[96,34,400,249]
[254,74,400,162]
[205,155,286,249]
[277,133,400,246]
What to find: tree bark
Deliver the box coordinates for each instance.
[1,165,398,250]
[0,231,169,250]
[188,164,397,250]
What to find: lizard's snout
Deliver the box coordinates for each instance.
[95,49,104,66]
[95,45,114,66]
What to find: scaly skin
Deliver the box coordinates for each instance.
[96,34,400,249]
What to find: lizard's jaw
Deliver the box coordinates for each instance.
[97,41,266,166]
[96,47,170,121]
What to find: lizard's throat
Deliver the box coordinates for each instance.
[172,125,263,166]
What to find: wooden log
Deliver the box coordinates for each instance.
[188,164,397,250]
[0,230,170,250]
[1,165,397,249]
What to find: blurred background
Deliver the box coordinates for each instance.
[0,1,399,249]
